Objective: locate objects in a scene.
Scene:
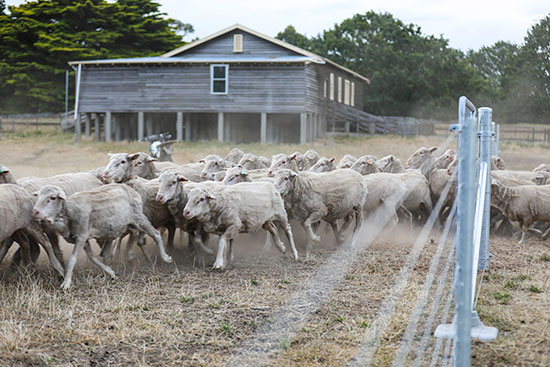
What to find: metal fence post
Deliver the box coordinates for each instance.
[478,108,492,270]
[454,96,477,367]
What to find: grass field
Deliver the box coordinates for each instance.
[0,131,548,366]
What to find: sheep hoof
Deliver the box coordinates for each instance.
[162,255,173,264]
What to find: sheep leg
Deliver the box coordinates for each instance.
[99,240,114,265]
[83,241,116,279]
[328,221,345,244]
[213,226,238,270]
[47,230,65,270]
[397,205,413,229]
[137,218,172,264]
[0,239,13,266]
[12,230,32,267]
[128,231,153,265]
[61,237,87,290]
[188,233,208,268]
[541,226,550,239]
[263,221,286,253]
[228,239,234,264]
[26,227,64,278]
[122,232,137,262]
[517,230,527,246]
[303,211,324,258]
[165,223,176,251]
[350,208,364,244]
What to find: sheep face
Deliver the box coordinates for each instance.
[273,169,297,196]
[103,153,132,183]
[222,167,248,185]
[157,172,187,204]
[129,152,156,178]
[33,185,66,224]
[183,187,215,220]
[309,157,336,173]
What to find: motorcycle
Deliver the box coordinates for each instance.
[140,132,176,162]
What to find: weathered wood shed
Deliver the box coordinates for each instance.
[69,24,370,144]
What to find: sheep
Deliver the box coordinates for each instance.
[156,172,215,265]
[533,171,550,185]
[303,149,322,168]
[350,155,380,175]
[0,184,65,278]
[102,152,159,183]
[491,179,550,245]
[376,155,405,173]
[238,153,271,170]
[272,169,366,255]
[33,184,173,289]
[268,153,300,175]
[338,154,357,169]
[492,156,505,170]
[308,157,336,173]
[221,167,273,185]
[405,146,438,171]
[362,173,410,229]
[182,182,298,269]
[225,148,245,164]
[200,157,235,181]
[395,170,433,223]
[533,163,550,173]
[0,165,17,184]
[123,177,177,258]
[199,154,224,164]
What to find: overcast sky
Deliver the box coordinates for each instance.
[6,0,549,51]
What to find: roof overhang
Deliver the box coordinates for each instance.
[68,23,370,83]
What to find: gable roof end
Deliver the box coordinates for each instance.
[162,23,369,84]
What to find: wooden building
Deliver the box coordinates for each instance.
[69,24,370,144]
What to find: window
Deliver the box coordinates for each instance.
[351,82,355,107]
[323,80,327,98]
[337,76,342,103]
[344,79,350,105]
[329,73,334,100]
[211,64,228,95]
[233,34,243,53]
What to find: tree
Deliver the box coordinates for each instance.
[289,12,489,119]
[0,0,5,14]
[0,0,187,113]
[170,20,194,41]
[511,13,550,122]
[276,25,312,51]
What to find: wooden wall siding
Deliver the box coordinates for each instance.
[177,30,301,58]
[305,64,365,115]
[78,65,306,113]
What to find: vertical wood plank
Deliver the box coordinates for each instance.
[261,113,267,144]
[105,112,112,142]
[138,112,144,141]
[218,112,224,143]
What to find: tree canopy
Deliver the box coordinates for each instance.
[0,0,189,113]
[278,11,550,122]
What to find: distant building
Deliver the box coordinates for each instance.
[69,24,370,143]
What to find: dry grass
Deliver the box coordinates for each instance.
[0,131,549,366]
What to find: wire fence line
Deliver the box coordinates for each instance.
[226,132,460,366]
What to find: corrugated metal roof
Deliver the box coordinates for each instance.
[68,55,322,66]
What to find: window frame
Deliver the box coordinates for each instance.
[329,73,334,101]
[337,76,342,103]
[344,79,350,105]
[210,64,229,95]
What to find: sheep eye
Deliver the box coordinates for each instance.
[200,198,205,202]
[50,196,56,201]
[121,160,126,164]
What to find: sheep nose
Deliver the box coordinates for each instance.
[32,209,40,218]
[102,172,110,178]
[183,210,190,218]
[156,195,164,203]
[268,171,274,177]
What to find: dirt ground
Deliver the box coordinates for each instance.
[0,132,548,366]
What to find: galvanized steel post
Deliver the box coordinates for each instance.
[478,108,492,270]
[455,96,477,367]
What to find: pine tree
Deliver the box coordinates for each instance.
[0,0,187,113]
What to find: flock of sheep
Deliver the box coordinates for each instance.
[1,145,548,290]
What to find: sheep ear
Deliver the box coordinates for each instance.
[389,156,394,161]
[177,175,189,182]
[108,153,114,158]
[367,159,373,164]
[147,156,157,162]
[289,170,298,178]
[240,169,248,176]
[289,153,297,161]
[206,193,216,200]
[198,159,205,163]
[330,157,335,163]
[57,192,67,201]
[127,153,140,161]
[429,146,438,153]
[0,168,8,174]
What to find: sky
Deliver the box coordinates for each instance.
[5,0,549,51]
